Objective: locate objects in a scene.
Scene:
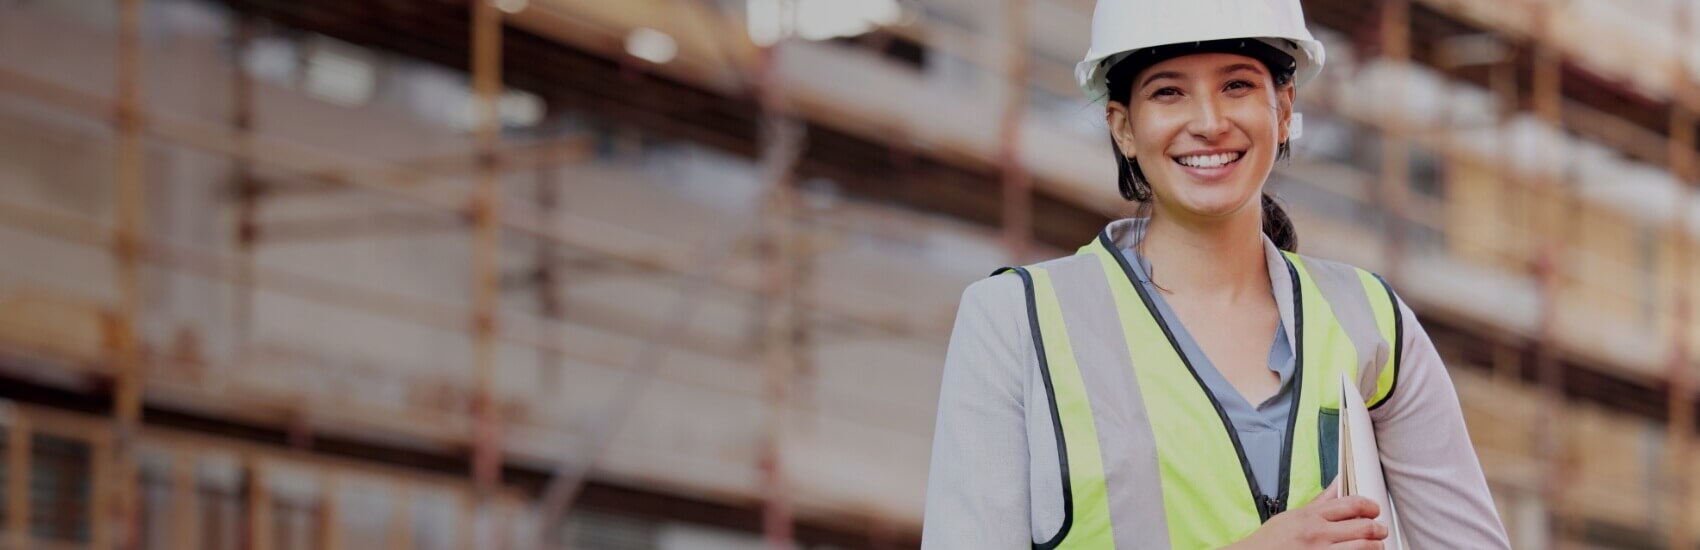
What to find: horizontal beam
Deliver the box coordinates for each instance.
[255,210,467,243]
[0,376,924,547]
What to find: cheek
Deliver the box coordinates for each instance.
[1229,102,1281,141]
[1129,108,1186,155]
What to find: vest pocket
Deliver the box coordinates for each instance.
[1318,408,1340,488]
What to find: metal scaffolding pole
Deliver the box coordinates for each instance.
[318,473,343,550]
[754,42,807,550]
[999,0,1031,262]
[1531,3,1575,545]
[389,485,414,550]
[111,0,146,547]
[1379,0,1410,282]
[6,417,30,547]
[1667,2,1697,546]
[171,452,198,549]
[470,1,507,543]
[533,130,566,393]
[246,458,273,550]
[1489,53,1521,380]
[233,17,259,370]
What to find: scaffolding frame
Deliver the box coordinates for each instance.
[0,0,1698,547]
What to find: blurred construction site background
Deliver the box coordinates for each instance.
[0,0,1698,548]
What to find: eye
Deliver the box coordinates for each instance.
[1147,86,1182,100]
[1224,79,1258,93]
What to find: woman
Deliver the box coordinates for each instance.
[921,1,1510,548]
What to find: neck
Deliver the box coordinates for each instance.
[1140,202,1269,300]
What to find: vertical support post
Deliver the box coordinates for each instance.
[90,433,113,548]
[1668,108,1695,550]
[388,485,412,550]
[232,17,259,368]
[757,94,794,550]
[456,493,476,550]
[492,496,514,550]
[6,416,29,548]
[533,149,564,394]
[1530,3,1571,546]
[317,474,340,550]
[469,0,505,502]
[752,40,806,550]
[998,0,1031,262]
[1491,55,1519,279]
[1379,0,1410,280]
[112,0,147,547]
[245,458,271,550]
[1667,2,1696,545]
[171,452,198,550]
[757,190,796,550]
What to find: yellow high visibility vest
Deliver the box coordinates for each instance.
[995,230,1400,549]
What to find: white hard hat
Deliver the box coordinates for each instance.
[1075,0,1326,103]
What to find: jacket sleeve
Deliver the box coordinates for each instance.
[921,276,1034,549]
[1370,298,1511,548]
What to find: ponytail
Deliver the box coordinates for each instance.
[1260,192,1297,252]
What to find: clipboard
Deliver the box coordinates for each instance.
[1336,371,1407,549]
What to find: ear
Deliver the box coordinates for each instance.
[1105,101,1138,159]
[1276,84,1296,144]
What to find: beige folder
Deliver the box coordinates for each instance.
[1337,371,1407,549]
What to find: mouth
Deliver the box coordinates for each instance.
[1171,150,1247,181]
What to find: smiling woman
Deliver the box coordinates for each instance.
[920,1,1512,548]
[1104,44,1300,253]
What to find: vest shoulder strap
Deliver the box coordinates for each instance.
[1354,269,1403,409]
[1280,253,1404,409]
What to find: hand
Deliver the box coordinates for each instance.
[1224,477,1388,549]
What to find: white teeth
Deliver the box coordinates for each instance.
[1177,152,1243,168]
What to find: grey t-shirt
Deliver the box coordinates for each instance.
[1125,247,1295,499]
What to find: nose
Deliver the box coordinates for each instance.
[1185,94,1231,141]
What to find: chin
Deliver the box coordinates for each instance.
[1165,185,1260,219]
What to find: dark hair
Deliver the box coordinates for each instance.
[1104,39,1299,252]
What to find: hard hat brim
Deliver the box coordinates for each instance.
[1077,36,1324,104]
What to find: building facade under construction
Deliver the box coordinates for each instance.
[0,0,1698,548]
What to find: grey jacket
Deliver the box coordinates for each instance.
[921,220,1510,548]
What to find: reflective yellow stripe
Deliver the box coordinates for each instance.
[1355,269,1400,408]
[1028,267,1117,548]
[1279,252,1358,511]
[1084,244,1261,548]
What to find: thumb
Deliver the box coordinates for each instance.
[1316,475,1341,501]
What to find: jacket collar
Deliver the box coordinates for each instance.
[1098,217,1299,352]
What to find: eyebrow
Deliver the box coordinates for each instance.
[1221,63,1266,76]
[1138,63,1268,90]
[1137,70,1184,90]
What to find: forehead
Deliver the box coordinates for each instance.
[1136,52,1271,82]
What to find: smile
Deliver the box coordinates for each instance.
[1173,151,1245,168]
[1170,149,1247,182]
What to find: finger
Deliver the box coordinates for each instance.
[1324,518,1389,543]
[1316,496,1381,522]
[1316,476,1341,501]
